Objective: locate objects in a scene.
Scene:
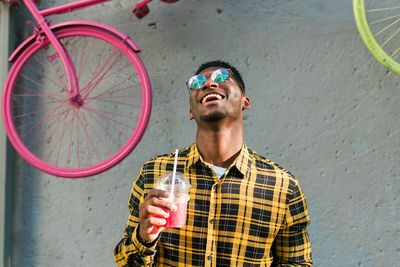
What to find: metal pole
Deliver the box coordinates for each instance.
[0,2,12,267]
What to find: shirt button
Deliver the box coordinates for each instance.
[210,219,216,224]
[207,255,212,261]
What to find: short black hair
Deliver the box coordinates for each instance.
[194,60,245,93]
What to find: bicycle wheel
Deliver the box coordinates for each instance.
[2,25,152,178]
[354,0,400,75]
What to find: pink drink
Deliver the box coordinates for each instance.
[162,199,188,228]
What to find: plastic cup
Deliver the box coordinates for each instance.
[154,172,190,228]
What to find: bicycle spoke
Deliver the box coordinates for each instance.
[85,108,121,149]
[93,40,108,75]
[72,36,77,67]
[13,98,66,108]
[13,86,65,100]
[13,101,68,119]
[79,110,104,163]
[374,17,400,37]
[83,62,134,97]
[27,105,73,152]
[77,113,96,166]
[83,103,140,120]
[55,112,70,166]
[85,76,140,102]
[101,94,142,99]
[67,110,75,168]
[90,92,142,100]
[391,46,400,57]
[78,36,87,81]
[13,91,64,99]
[79,110,112,157]
[80,49,123,98]
[366,6,400,13]
[35,117,72,158]
[79,46,121,94]
[382,27,400,47]
[45,49,68,92]
[17,104,70,138]
[81,105,132,140]
[81,38,97,84]
[44,108,73,163]
[33,55,68,92]
[90,98,142,107]
[86,84,141,103]
[55,57,67,89]
[93,62,133,83]
[370,14,400,25]
[26,61,66,92]
[18,74,66,99]
[75,109,80,168]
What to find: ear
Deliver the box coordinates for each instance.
[190,109,193,120]
[242,96,251,110]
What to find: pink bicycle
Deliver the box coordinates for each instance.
[1,0,176,178]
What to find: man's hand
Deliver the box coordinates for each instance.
[138,189,176,242]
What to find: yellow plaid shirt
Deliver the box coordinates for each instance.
[114,143,312,266]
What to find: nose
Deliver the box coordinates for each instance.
[201,79,219,90]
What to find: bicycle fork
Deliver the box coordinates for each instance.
[22,0,83,107]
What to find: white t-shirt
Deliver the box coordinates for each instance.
[205,162,227,179]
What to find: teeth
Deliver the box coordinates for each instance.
[202,94,222,103]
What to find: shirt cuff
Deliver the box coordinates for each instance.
[133,225,159,250]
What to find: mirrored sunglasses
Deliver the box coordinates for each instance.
[186,68,242,92]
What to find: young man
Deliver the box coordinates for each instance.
[114,61,313,266]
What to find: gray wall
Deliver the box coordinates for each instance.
[5,0,400,266]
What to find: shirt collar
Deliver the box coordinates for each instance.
[184,142,254,179]
[184,143,201,169]
[231,143,253,179]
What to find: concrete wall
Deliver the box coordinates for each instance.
[5,0,400,266]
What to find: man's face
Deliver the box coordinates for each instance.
[189,67,250,124]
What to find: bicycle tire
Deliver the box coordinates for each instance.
[2,25,152,178]
[354,0,400,75]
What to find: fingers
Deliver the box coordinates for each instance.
[145,216,167,230]
[144,188,169,200]
[143,189,175,211]
[141,206,168,222]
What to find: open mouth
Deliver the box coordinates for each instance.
[201,93,224,104]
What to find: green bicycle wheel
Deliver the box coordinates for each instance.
[354,0,400,75]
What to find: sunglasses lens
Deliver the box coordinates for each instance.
[211,68,229,83]
[188,75,206,89]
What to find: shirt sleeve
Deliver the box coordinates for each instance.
[274,180,313,266]
[114,168,158,267]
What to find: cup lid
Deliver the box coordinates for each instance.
[155,172,191,194]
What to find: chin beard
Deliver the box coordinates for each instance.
[200,111,226,122]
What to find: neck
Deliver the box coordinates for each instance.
[195,122,243,168]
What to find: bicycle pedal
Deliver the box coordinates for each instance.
[133,4,150,19]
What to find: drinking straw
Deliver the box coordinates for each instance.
[170,149,179,200]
